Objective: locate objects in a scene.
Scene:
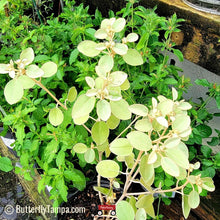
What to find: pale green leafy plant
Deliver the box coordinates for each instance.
[0,17,215,219]
[72,18,215,219]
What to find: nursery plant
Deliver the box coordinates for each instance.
[0,13,216,220]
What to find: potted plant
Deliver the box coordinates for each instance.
[0,1,217,219]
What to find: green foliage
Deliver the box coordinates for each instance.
[0,1,217,219]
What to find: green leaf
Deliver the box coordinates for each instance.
[49,107,64,126]
[72,94,96,122]
[188,190,200,209]
[64,169,86,190]
[201,145,212,158]
[0,157,13,172]
[195,79,210,87]
[56,151,65,167]
[110,71,127,86]
[135,118,152,132]
[116,201,135,220]
[67,86,77,102]
[126,33,139,42]
[136,195,155,218]
[172,48,184,61]
[77,40,100,57]
[201,177,215,192]
[110,99,131,120]
[140,154,154,183]
[96,160,120,178]
[161,157,180,177]
[135,208,146,220]
[97,100,111,121]
[20,47,34,64]
[73,143,88,154]
[93,186,113,196]
[165,147,189,169]
[0,64,9,74]
[216,95,220,109]
[128,104,148,116]
[127,131,152,151]
[182,195,191,219]
[41,61,57,78]
[172,115,190,133]
[26,64,44,78]
[94,29,108,39]
[110,138,133,156]
[4,79,24,104]
[106,114,120,129]
[98,55,114,73]
[137,32,149,50]
[73,114,89,125]
[91,121,109,145]
[113,43,128,55]
[123,49,143,66]
[195,125,212,138]
[18,75,35,89]
[69,48,79,65]
[48,168,59,175]
[164,137,181,149]
[84,148,95,163]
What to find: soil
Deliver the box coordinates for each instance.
[0,170,42,220]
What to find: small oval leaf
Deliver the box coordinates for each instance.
[41,61,57,78]
[96,160,120,178]
[122,49,143,66]
[49,107,64,126]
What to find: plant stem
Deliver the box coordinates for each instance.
[117,151,144,203]
[32,78,67,110]
[115,115,141,139]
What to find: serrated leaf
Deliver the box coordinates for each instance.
[26,64,44,78]
[110,138,133,156]
[128,104,148,116]
[77,40,100,57]
[123,49,143,66]
[69,48,79,65]
[41,61,57,78]
[4,79,24,104]
[127,131,152,151]
[96,160,120,178]
[49,107,64,126]
[72,94,96,119]
[135,118,152,132]
[67,86,77,102]
[0,157,13,172]
[97,99,111,121]
[73,143,88,154]
[91,121,109,145]
[140,154,154,183]
[116,201,135,220]
[20,47,34,64]
[110,99,131,120]
[84,148,95,163]
[17,75,35,89]
[188,190,200,209]
[161,157,179,177]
